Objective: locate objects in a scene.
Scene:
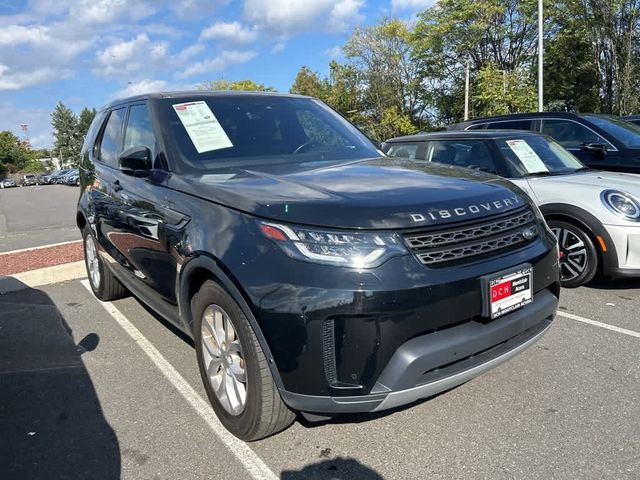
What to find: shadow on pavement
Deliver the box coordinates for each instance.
[585,277,640,290]
[281,457,384,479]
[0,279,120,479]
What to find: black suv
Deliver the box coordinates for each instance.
[78,92,559,440]
[452,112,640,173]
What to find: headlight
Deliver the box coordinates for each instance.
[601,190,640,221]
[259,222,407,268]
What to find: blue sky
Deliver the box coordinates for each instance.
[0,0,435,149]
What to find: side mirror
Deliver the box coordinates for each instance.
[118,146,152,176]
[580,143,607,158]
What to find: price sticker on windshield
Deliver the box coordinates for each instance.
[506,139,549,174]
[173,101,233,154]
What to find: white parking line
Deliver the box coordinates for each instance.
[80,280,277,480]
[558,311,640,338]
[0,239,81,256]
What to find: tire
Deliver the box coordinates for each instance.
[548,220,598,288]
[192,280,295,441]
[82,225,128,301]
[76,179,80,186]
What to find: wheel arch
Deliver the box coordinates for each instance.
[539,203,618,272]
[178,255,286,392]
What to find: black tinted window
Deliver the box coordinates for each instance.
[426,140,507,175]
[486,120,532,131]
[98,108,125,167]
[124,104,156,151]
[541,119,607,149]
[386,143,421,159]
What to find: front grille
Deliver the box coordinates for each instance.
[403,208,537,266]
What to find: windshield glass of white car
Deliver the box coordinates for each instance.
[498,136,586,176]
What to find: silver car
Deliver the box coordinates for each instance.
[383,130,640,287]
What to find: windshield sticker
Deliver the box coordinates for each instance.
[172,101,233,154]
[506,139,549,173]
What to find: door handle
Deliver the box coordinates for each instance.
[111,180,123,192]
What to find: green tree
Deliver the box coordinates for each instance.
[290,66,330,99]
[77,107,97,142]
[198,79,276,92]
[51,102,80,165]
[473,63,537,116]
[0,131,30,175]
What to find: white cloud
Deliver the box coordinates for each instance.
[172,0,230,20]
[243,0,365,35]
[200,21,259,44]
[325,45,343,59]
[0,64,72,90]
[114,79,168,98]
[391,0,437,11]
[93,34,170,78]
[178,50,257,78]
[0,25,51,45]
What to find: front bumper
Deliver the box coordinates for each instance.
[601,224,640,277]
[280,288,557,414]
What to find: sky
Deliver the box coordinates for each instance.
[0,0,436,149]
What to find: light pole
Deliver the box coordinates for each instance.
[464,58,470,120]
[538,0,544,112]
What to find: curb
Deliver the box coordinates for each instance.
[0,261,86,293]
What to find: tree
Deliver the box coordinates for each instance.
[290,66,330,99]
[51,102,80,165]
[77,107,97,142]
[344,18,426,136]
[412,0,542,123]
[198,79,276,92]
[0,131,30,175]
[473,63,537,116]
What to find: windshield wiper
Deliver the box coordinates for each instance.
[526,171,553,177]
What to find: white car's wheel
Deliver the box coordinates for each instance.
[549,220,598,288]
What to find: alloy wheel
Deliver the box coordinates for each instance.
[551,226,588,282]
[85,234,101,289]
[200,304,247,415]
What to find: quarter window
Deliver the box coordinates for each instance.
[124,104,157,152]
[486,120,533,131]
[541,119,607,149]
[97,108,125,167]
[386,143,420,159]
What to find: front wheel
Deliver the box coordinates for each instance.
[192,280,295,441]
[548,220,598,288]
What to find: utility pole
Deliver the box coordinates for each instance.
[464,58,470,120]
[538,0,544,112]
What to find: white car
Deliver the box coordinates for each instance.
[383,130,640,287]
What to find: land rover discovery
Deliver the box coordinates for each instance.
[77,92,560,440]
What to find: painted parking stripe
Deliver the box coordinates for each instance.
[558,311,640,339]
[0,239,81,256]
[80,280,277,480]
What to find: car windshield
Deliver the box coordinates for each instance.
[582,114,640,148]
[497,136,587,177]
[157,95,380,172]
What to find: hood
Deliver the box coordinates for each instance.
[530,170,640,194]
[168,158,529,229]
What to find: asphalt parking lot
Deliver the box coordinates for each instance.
[0,185,80,252]
[1,185,640,479]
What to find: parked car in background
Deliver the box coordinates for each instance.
[0,178,17,188]
[52,169,72,184]
[383,130,640,287]
[63,169,80,186]
[78,91,559,440]
[451,112,640,174]
[623,115,640,127]
[22,174,40,186]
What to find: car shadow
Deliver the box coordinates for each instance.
[0,279,121,480]
[281,457,384,479]
[585,276,640,290]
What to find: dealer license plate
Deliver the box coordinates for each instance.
[484,266,533,319]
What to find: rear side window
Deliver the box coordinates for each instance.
[82,111,106,157]
[98,108,125,167]
[386,143,421,159]
[426,140,509,176]
[541,119,607,149]
[124,104,157,152]
[486,120,533,131]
